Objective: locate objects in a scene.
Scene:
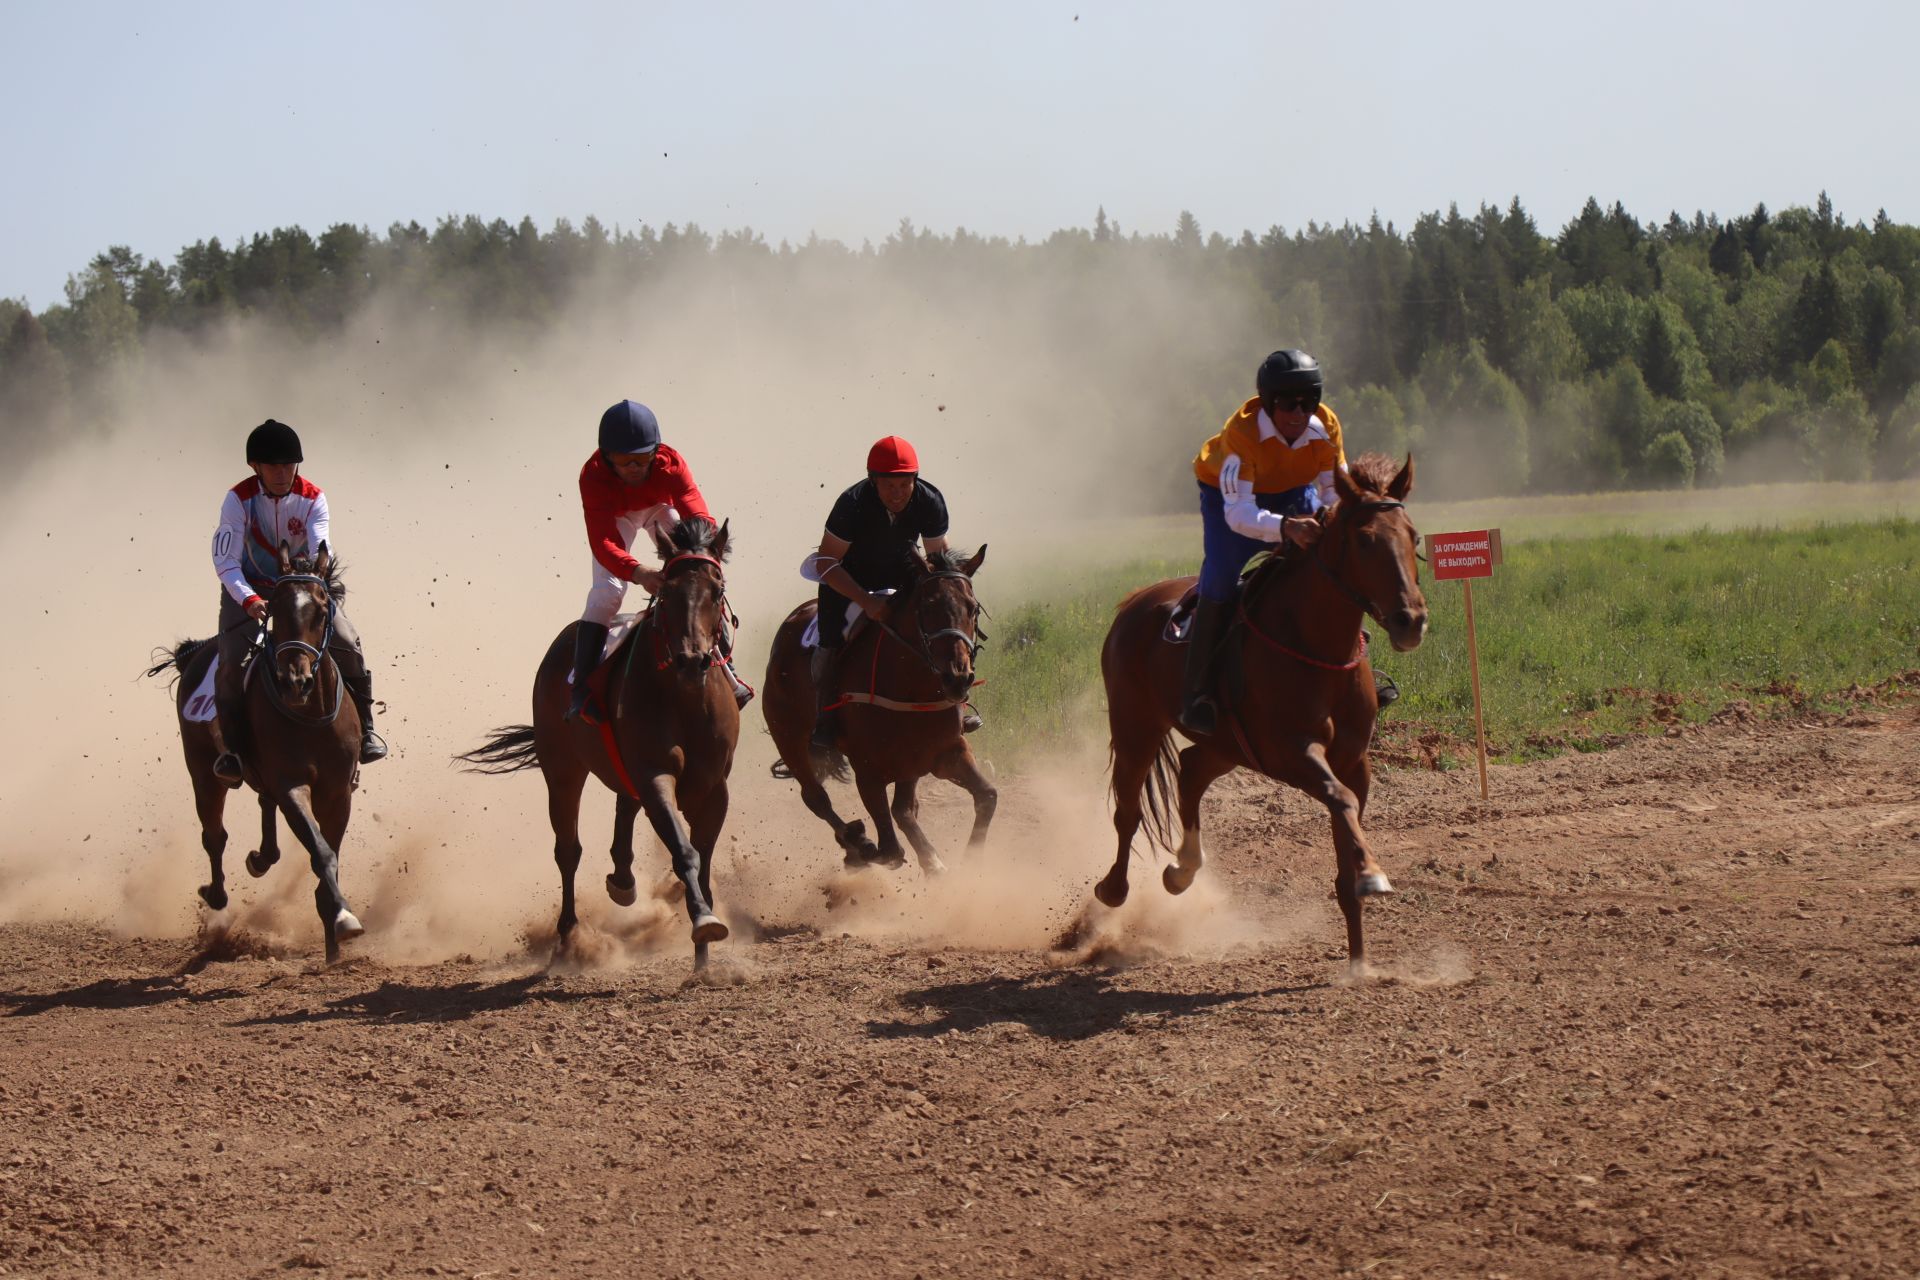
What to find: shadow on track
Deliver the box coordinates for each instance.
[866,970,1326,1042]
[2,977,248,1018]
[232,975,629,1027]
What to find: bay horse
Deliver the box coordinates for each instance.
[1095,454,1426,976]
[147,542,366,963]
[458,518,739,970]
[762,547,995,873]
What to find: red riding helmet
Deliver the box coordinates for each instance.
[866,435,920,475]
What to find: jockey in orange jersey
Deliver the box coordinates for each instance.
[1180,349,1394,736]
[566,399,753,722]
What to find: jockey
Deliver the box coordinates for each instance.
[1180,349,1351,737]
[808,435,978,754]
[210,419,385,784]
[567,399,753,722]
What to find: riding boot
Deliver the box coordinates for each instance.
[213,694,249,787]
[808,646,841,753]
[341,667,387,763]
[1176,597,1232,736]
[565,621,611,723]
[723,659,756,709]
[962,708,983,734]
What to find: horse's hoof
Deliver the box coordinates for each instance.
[879,851,907,870]
[333,909,365,940]
[605,874,638,907]
[1162,864,1198,896]
[197,884,229,912]
[1359,871,1395,897]
[691,914,729,945]
[245,850,274,879]
[919,854,948,876]
[1093,875,1129,909]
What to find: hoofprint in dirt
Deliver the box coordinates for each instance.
[2,712,1916,1278]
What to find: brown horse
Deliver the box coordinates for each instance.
[458,518,740,969]
[147,543,366,963]
[762,548,995,873]
[1095,454,1426,976]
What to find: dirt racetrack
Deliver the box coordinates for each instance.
[3,708,1917,1279]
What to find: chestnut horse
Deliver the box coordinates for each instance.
[458,518,739,969]
[1095,454,1426,975]
[762,548,995,873]
[147,543,366,963]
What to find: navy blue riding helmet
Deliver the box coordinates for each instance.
[598,400,662,455]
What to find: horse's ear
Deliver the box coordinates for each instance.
[909,546,931,576]
[276,539,293,574]
[649,522,677,561]
[963,543,987,577]
[313,540,332,580]
[1388,455,1414,501]
[710,519,730,563]
[1333,466,1361,507]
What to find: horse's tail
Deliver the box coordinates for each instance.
[145,638,209,682]
[1111,730,1182,855]
[455,724,541,774]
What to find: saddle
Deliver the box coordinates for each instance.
[799,589,897,651]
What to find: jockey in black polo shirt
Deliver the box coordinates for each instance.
[808,435,978,753]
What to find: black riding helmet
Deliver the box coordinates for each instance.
[1256,349,1323,404]
[246,419,303,464]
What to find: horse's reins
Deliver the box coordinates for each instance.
[258,572,346,725]
[643,551,735,672]
[1236,499,1409,671]
[825,569,986,714]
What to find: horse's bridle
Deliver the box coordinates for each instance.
[260,572,345,723]
[878,569,986,678]
[646,551,733,672]
[1308,499,1416,630]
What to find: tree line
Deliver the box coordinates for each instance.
[5,194,1919,495]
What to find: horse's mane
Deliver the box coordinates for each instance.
[285,554,348,598]
[667,516,728,560]
[1345,452,1399,498]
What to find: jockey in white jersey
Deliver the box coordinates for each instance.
[209,419,385,784]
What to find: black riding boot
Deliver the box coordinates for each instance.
[564,621,611,723]
[808,646,841,754]
[1176,597,1232,737]
[341,667,387,763]
[213,695,249,787]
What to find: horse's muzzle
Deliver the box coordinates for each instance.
[1385,607,1428,652]
[672,651,718,675]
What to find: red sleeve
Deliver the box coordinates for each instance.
[580,457,640,580]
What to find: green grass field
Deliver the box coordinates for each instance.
[971,513,1920,767]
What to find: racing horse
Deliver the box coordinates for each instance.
[762,547,994,873]
[1095,453,1426,975]
[458,518,740,970]
[147,543,366,963]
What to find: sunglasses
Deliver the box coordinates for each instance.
[1270,393,1320,414]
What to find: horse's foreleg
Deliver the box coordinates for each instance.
[933,746,998,851]
[278,784,361,964]
[1096,738,1156,909]
[685,783,730,970]
[1331,752,1390,891]
[853,771,906,869]
[798,779,881,865]
[1164,744,1235,896]
[245,791,280,879]
[636,774,727,948]
[889,776,944,875]
[605,792,640,907]
[544,766,588,948]
[1278,742,1386,975]
[191,770,230,912]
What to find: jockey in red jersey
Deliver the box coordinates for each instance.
[209,419,385,784]
[566,399,753,722]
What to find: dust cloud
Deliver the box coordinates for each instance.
[0,254,1285,965]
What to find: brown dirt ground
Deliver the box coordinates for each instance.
[3,710,1918,1280]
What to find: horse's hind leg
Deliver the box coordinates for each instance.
[1163,744,1235,896]
[605,793,640,906]
[245,791,280,878]
[192,770,230,911]
[544,764,589,949]
[853,771,907,869]
[1096,730,1157,909]
[890,776,944,875]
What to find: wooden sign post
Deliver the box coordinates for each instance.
[1425,529,1502,801]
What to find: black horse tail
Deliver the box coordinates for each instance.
[455,725,541,774]
[1115,731,1182,855]
[145,638,209,682]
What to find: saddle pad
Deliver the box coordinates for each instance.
[564,612,644,686]
[1163,582,1203,646]
[183,657,220,722]
[799,589,896,651]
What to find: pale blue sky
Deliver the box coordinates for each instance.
[4,0,1914,309]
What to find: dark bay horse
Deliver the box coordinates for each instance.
[1096,454,1426,976]
[762,548,996,873]
[458,518,740,969]
[148,543,366,963]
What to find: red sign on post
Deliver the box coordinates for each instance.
[1427,530,1501,581]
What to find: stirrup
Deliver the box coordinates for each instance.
[565,688,604,725]
[212,752,245,787]
[961,711,982,734]
[359,729,388,764]
[1375,673,1400,707]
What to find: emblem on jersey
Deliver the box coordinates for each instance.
[289,517,306,535]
